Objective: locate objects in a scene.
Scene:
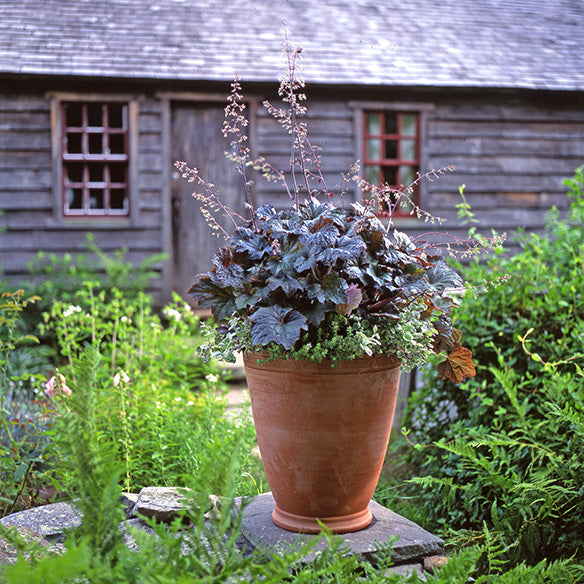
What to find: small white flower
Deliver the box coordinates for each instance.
[186,401,194,406]
[113,370,130,387]
[174,397,182,402]
[163,307,182,322]
[63,305,82,318]
[205,374,218,384]
[120,316,128,322]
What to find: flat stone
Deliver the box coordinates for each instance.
[0,502,81,543]
[241,492,444,564]
[0,525,50,565]
[130,487,190,523]
[385,562,426,581]
[120,492,140,511]
[120,517,157,553]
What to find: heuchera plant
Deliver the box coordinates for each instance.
[176,37,481,383]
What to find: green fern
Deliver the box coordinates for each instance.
[51,346,126,558]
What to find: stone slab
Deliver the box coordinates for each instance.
[241,492,443,564]
[0,502,81,543]
[130,487,190,523]
[0,525,50,565]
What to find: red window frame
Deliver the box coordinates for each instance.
[362,111,420,217]
[61,102,130,217]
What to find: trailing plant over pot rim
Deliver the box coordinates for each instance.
[177,36,493,384]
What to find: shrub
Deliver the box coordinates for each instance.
[401,166,584,571]
[24,233,166,306]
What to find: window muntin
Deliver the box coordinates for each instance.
[62,102,129,216]
[363,111,420,217]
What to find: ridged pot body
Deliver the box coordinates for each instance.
[243,352,401,534]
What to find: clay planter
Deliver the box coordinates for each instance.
[243,352,401,534]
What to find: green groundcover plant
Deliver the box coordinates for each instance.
[177,36,504,381]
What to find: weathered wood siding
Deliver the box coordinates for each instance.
[253,92,584,255]
[254,100,358,208]
[1,85,583,302]
[424,96,584,249]
[0,95,52,259]
[0,93,168,299]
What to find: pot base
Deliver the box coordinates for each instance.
[272,504,372,534]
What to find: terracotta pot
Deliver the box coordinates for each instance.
[243,352,401,534]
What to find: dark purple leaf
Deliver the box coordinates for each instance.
[250,306,308,350]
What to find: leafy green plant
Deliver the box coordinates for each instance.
[0,290,41,386]
[406,167,584,442]
[38,284,258,495]
[3,340,583,584]
[25,233,165,305]
[399,166,584,573]
[0,290,55,518]
[177,38,495,382]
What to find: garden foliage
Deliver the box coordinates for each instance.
[0,245,258,519]
[402,166,584,570]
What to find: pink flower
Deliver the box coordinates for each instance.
[45,373,72,398]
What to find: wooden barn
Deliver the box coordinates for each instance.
[1,0,583,302]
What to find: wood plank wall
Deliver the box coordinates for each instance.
[1,88,583,300]
[424,98,584,250]
[254,94,584,256]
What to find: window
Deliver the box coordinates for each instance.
[362,111,420,217]
[61,102,129,216]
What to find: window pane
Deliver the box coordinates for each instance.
[361,110,420,215]
[88,164,103,182]
[110,164,126,183]
[401,139,416,160]
[88,134,103,154]
[383,166,398,185]
[109,134,125,155]
[65,104,83,127]
[366,139,381,160]
[87,104,103,127]
[401,114,417,136]
[399,165,416,186]
[66,164,83,183]
[89,188,104,209]
[67,188,83,209]
[385,140,398,159]
[108,104,126,129]
[66,133,82,154]
[366,113,381,135]
[365,165,380,185]
[110,189,126,210]
[61,101,130,217]
[384,114,398,134]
